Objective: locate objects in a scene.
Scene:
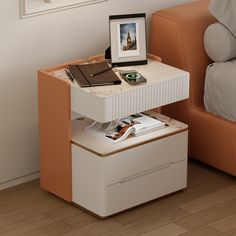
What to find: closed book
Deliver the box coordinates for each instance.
[67,61,121,87]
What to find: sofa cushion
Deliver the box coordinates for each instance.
[204,22,236,62]
[204,59,236,121]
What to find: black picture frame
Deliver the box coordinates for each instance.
[109,13,147,67]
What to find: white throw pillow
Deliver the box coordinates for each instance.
[204,60,236,121]
[204,23,236,62]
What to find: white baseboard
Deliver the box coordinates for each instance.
[0,172,40,191]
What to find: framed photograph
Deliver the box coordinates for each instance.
[109,13,147,67]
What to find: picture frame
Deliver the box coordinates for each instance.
[20,0,108,18]
[109,13,147,67]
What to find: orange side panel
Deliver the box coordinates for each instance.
[87,54,105,63]
[191,108,236,176]
[38,72,72,202]
[147,53,162,62]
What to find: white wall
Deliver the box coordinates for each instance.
[0,0,194,189]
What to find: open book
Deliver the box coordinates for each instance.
[86,113,167,143]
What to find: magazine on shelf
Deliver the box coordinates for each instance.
[86,113,167,143]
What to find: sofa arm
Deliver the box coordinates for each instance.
[149,0,216,122]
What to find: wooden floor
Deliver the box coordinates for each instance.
[0,160,236,236]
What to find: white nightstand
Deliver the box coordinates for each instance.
[38,55,189,217]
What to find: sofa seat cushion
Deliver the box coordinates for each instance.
[204,59,236,121]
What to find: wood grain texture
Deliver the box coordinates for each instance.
[62,219,122,236]
[179,185,236,213]
[176,198,236,231]
[103,208,189,236]
[221,229,236,236]
[21,222,75,236]
[141,223,187,236]
[0,160,235,236]
[209,212,236,233]
[180,226,221,236]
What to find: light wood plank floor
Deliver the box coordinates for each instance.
[0,160,235,236]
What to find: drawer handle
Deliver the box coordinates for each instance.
[107,160,184,187]
[118,162,173,184]
[107,160,185,187]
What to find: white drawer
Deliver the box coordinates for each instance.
[71,86,111,123]
[72,130,188,217]
[70,60,189,123]
[105,132,187,186]
[105,160,187,216]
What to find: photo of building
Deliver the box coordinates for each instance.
[120,23,137,51]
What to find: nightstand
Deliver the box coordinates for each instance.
[38,55,189,217]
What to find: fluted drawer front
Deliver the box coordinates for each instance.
[71,59,189,123]
[111,74,188,121]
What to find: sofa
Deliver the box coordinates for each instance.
[149,0,236,176]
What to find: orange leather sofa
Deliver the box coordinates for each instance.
[149,0,236,176]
